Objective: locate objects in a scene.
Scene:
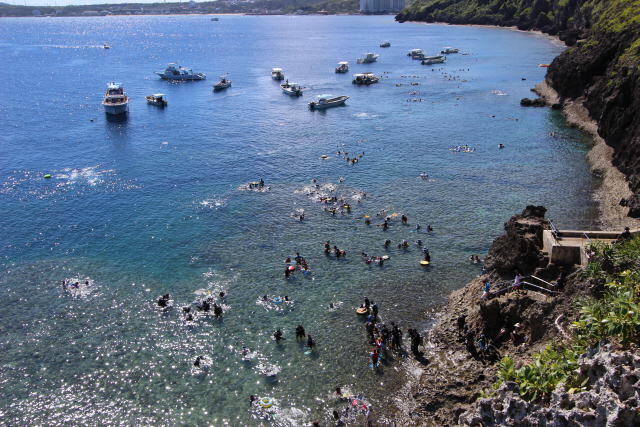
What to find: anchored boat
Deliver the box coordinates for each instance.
[335,61,349,73]
[281,81,304,96]
[271,68,285,80]
[422,55,446,65]
[146,93,167,107]
[352,72,379,85]
[379,41,391,48]
[357,52,379,64]
[102,82,128,115]
[407,49,424,59]
[309,95,349,110]
[155,63,206,81]
[441,47,459,54]
[213,76,232,91]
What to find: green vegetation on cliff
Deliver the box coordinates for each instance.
[493,236,640,402]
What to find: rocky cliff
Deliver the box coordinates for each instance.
[397,1,640,217]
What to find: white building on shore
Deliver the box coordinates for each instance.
[359,0,405,13]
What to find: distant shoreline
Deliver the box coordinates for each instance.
[0,12,404,18]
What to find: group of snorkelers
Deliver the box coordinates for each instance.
[324,241,347,258]
[155,291,225,321]
[284,253,311,278]
[271,325,316,349]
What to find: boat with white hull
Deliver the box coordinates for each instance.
[335,61,349,73]
[309,95,348,110]
[357,52,379,64]
[281,82,303,96]
[102,82,128,115]
[422,55,446,65]
[155,63,206,81]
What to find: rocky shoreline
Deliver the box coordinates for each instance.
[391,206,585,424]
[533,81,640,229]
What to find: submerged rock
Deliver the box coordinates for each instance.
[520,97,546,107]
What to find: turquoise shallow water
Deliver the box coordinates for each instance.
[0,15,596,424]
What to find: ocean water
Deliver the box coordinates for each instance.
[0,15,596,424]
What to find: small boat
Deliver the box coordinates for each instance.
[352,72,379,85]
[309,95,349,110]
[156,63,205,81]
[441,47,459,54]
[146,93,167,106]
[271,68,285,80]
[102,82,128,115]
[407,49,424,59]
[379,41,391,48]
[213,76,232,91]
[357,52,379,64]
[281,81,303,96]
[539,64,550,68]
[211,17,219,21]
[103,44,111,49]
[335,61,349,73]
[422,55,446,65]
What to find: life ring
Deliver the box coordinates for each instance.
[272,297,283,304]
[420,260,430,265]
[356,307,368,314]
[259,397,273,408]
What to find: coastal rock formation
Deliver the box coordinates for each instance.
[458,345,640,426]
[394,207,589,424]
[397,1,640,218]
[484,205,548,276]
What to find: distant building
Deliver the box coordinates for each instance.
[359,0,405,13]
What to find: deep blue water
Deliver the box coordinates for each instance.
[0,15,596,424]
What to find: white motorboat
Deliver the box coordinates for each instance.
[352,72,379,85]
[271,68,285,80]
[379,41,391,48]
[407,49,424,59]
[103,43,111,49]
[102,82,128,115]
[155,63,206,81]
[335,61,349,73]
[213,76,232,91]
[281,81,303,96]
[146,93,167,106]
[356,52,379,64]
[309,95,349,110]
[422,55,446,65]
[441,47,459,54]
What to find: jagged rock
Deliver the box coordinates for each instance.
[458,345,640,426]
[484,205,548,276]
[520,97,546,107]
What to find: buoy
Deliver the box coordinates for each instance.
[420,260,430,266]
[44,174,52,179]
[356,307,368,314]
[259,397,273,408]
[288,265,295,271]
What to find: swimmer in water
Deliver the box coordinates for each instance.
[296,325,306,340]
[416,239,423,246]
[219,291,225,299]
[427,225,434,232]
[401,214,408,224]
[194,356,204,367]
[384,239,391,248]
[242,346,250,357]
[274,329,283,341]
[307,335,315,349]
